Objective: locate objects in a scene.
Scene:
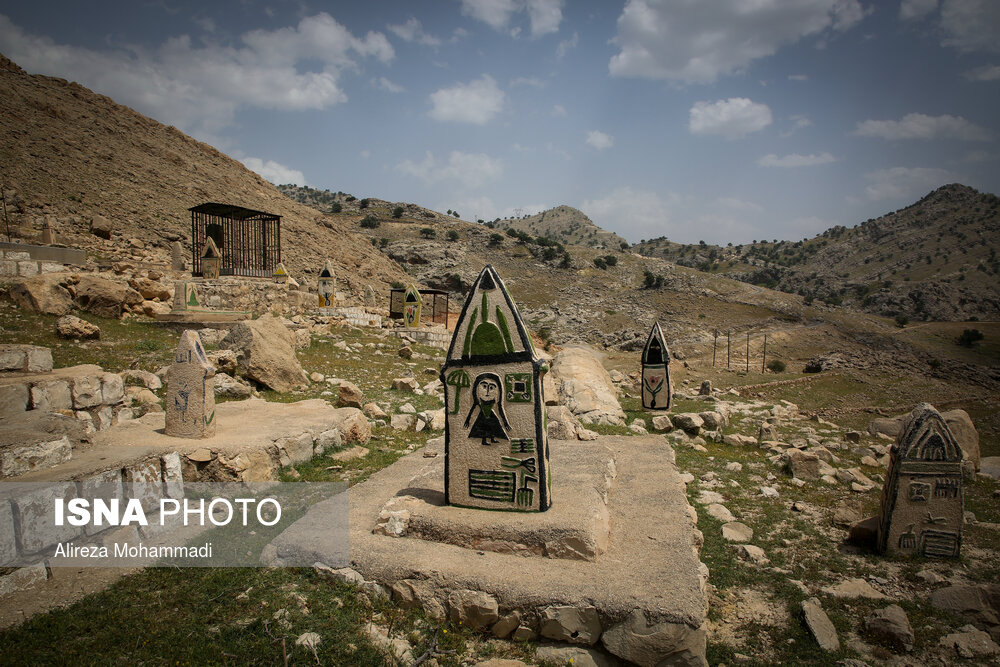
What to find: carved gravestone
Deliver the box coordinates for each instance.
[171,241,185,271]
[165,330,216,438]
[441,265,551,511]
[365,285,376,308]
[273,262,289,285]
[41,217,55,245]
[172,281,201,311]
[318,260,335,308]
[641,322,672,410]
[877,403,963,557]
[403,284,421,328]
[201,237,221,279]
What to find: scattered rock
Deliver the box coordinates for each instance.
[391,377,419,392]
[821,578,886,600]
[90,214,113,239]
[802,597,840,652]
[707,504,735,523]
[549,347,626,426]
[721,522,753,543]
[447,589,499,631]
[539,605,601,645]
[56,314,100,340]
[672,413,704,433]
[939,626,1000,659]
[337,381,364,408]
[220,315,309,392]
[735,544,769,565]
[601,608,707,667]
[864,605,914,652]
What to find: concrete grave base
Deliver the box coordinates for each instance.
[266,436,709,666]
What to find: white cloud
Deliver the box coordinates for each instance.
[864,166,959,200]
[360,149,371,159]
[241,157,307,185]
[460,0,564,37]
[788,74,809,81]
[0,13,392,137]
[510,76,544,88]
[853,113,993,141]
[780,114,813,137]
[428,75,505,124]
[609,0,869,84]
[900,0,939,20]
[387,17,441,47]
[581,187,677,239]
[689,98,773,139]
[374,76,404,93]
[556,32,578,59]
[716,197,763,212]
[396,150,504,189]
[757,152,836,167]
[552,104,567,117]
[940,0,1000,53]
[586,130,614,150]
[964,64,1000,81]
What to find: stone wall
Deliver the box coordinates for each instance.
[0,246,80,278]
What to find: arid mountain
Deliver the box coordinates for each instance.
[0,53,410,295]
[633,184,1000,321]
[493,205,628,250]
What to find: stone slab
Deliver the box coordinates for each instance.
[266,435,707,665]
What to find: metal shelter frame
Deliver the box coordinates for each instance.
[189,203,280,277]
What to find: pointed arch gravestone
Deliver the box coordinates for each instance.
[200,237,222,279]
[273,262,289,285]
[403,284,421,328]
[641,322,672,410]
[318,260,335,308]
[165,330,216,438]
[877,403,963,557]
[441,265,551,511]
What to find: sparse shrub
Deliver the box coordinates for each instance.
[330,202,342,213]
[345,195,356,202]
[446,230,459,242]
[542,247,557,261]
[379,238,389,248]
[895,315,909,328]
[359,198,370,209]
[390,281,405,289]
[604,255,617,267]
[359,214,380,228]
[620,241,630,251]
[452,211,460,218]
[593,257,608,270]
[392,206,404,219]
[766,359,786,373]
[420,227,436,239]
[488,233,504,247]
[957,328,984,347]
[559,252,572,269]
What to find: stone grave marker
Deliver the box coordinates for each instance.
[273,262,289,285]
[403,284,421,328]
[201,237,221,279]
[365,285,376,308]
[41,217,55,245]
[441,265,551,511]
[165,330,216,438]
[318,260,335,308]
[641,321,672,410]
[877,403,963,557]
[171,241,185,271]
[171,281,202,311]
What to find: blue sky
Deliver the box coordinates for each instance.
[1,0,998,244]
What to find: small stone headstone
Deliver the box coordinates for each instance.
[441,265,551,511]
[273,262,289,285]
[41,217,54,245]
[170,241,185,271]
[165,330,216,439]
[318,260,335,308]
[403,284,421,328]
[200,237,221,279]
[877,403,963,558]
[365,285,376,308]
[172,281,201,311]
[640,322,672,410]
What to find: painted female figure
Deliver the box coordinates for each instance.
[464,372,510,445]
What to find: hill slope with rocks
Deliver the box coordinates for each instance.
[493,205,628,250]
[0,53,410,296]
[633,184,1000,321]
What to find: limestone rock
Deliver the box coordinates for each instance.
[802,598,840,652]
[821,578,886,600]
[337,381,364,408]
[601,608,707,667]
[939,626,1000,658]
[735,544,769,565]
[864,605,914,651]
[651,415,673,432]
[447,589,499,630]
[207,349,238,375]
[941,409,980,471]
[539,605,601,645]
[547,404,582,440]
[56,314,100,340]
[9,273,74,315]
[492,612,521,639]
[363,402,388,420]
[121,369,162,391]
[90,214,113,239]
[784,449,819,480]
[672,413,704,433]
[220,314,309,393]
[930,584,1000,630]
[721,522,753,543]
[74,274,143,318]
[535,645,617,667]
[391,377,419,392]
[390,413,417,431]
[331,407,371,444]
[549,347,626,426]
[707,504,735,523]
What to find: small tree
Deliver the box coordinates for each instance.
[359,214,380,228]
[452,211,460,218]
[593,257,608,270]
[643,270,656,288]
[330,202,342,213]
[604,255,618,267]
[379,238,389,248]
[957,328,984,347]
[895,314,909,328]
[488,233,504,247]
[392,206,404,219]
[359,198,370,209]
[766,359,786,373]
[420,227,436,239]
[446,230,459,242]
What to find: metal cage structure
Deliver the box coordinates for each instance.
[389,288,450,325]
[189,203,281,277]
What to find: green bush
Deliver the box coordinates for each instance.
[488,233,504,247]
[895,314,909,328]
[766,359,786,373]
[392,206,404,219]
[420,227,436,239]
[593,257,608,270]
[447,230,459,242]
[359,198,370,209]
[359,214,379,228]
[604,255,617,267]
[957,328,984,347]
[330,202,342,213]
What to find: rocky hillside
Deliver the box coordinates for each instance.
[493,205,628,250]
[633,184,1000,321]
[0,53,410,296]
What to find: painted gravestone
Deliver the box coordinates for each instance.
[641,321,672,410]
[441,265,551,511]
[877,403,963,558]
[165,330,216,438]
[201,237,221,279]
[273,262,289,285]
[41,217,55,245]
[318,260,335,308]
[403,284,421,328]
[172,281,201,311]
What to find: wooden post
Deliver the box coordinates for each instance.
[712,329,718,367]
[727,331,731,369]
[762,334,767,373]
[745,332,750,372]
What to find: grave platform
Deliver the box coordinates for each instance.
[153,309,250,329]
[266,436,709,666]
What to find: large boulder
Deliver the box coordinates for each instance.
[219,314,309,393]
[549,347,626,426]
[9,273,74,315]
[73,275,142,319]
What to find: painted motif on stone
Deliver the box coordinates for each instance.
[273,262,289,285]
[318,260,335,308]
[165,330,216,439]
[201,237,222,279]
[877,403,963,558]
[172,281,201,311]
[440,265,551,511]
[641,321,672,410]
[403,284,421,328]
